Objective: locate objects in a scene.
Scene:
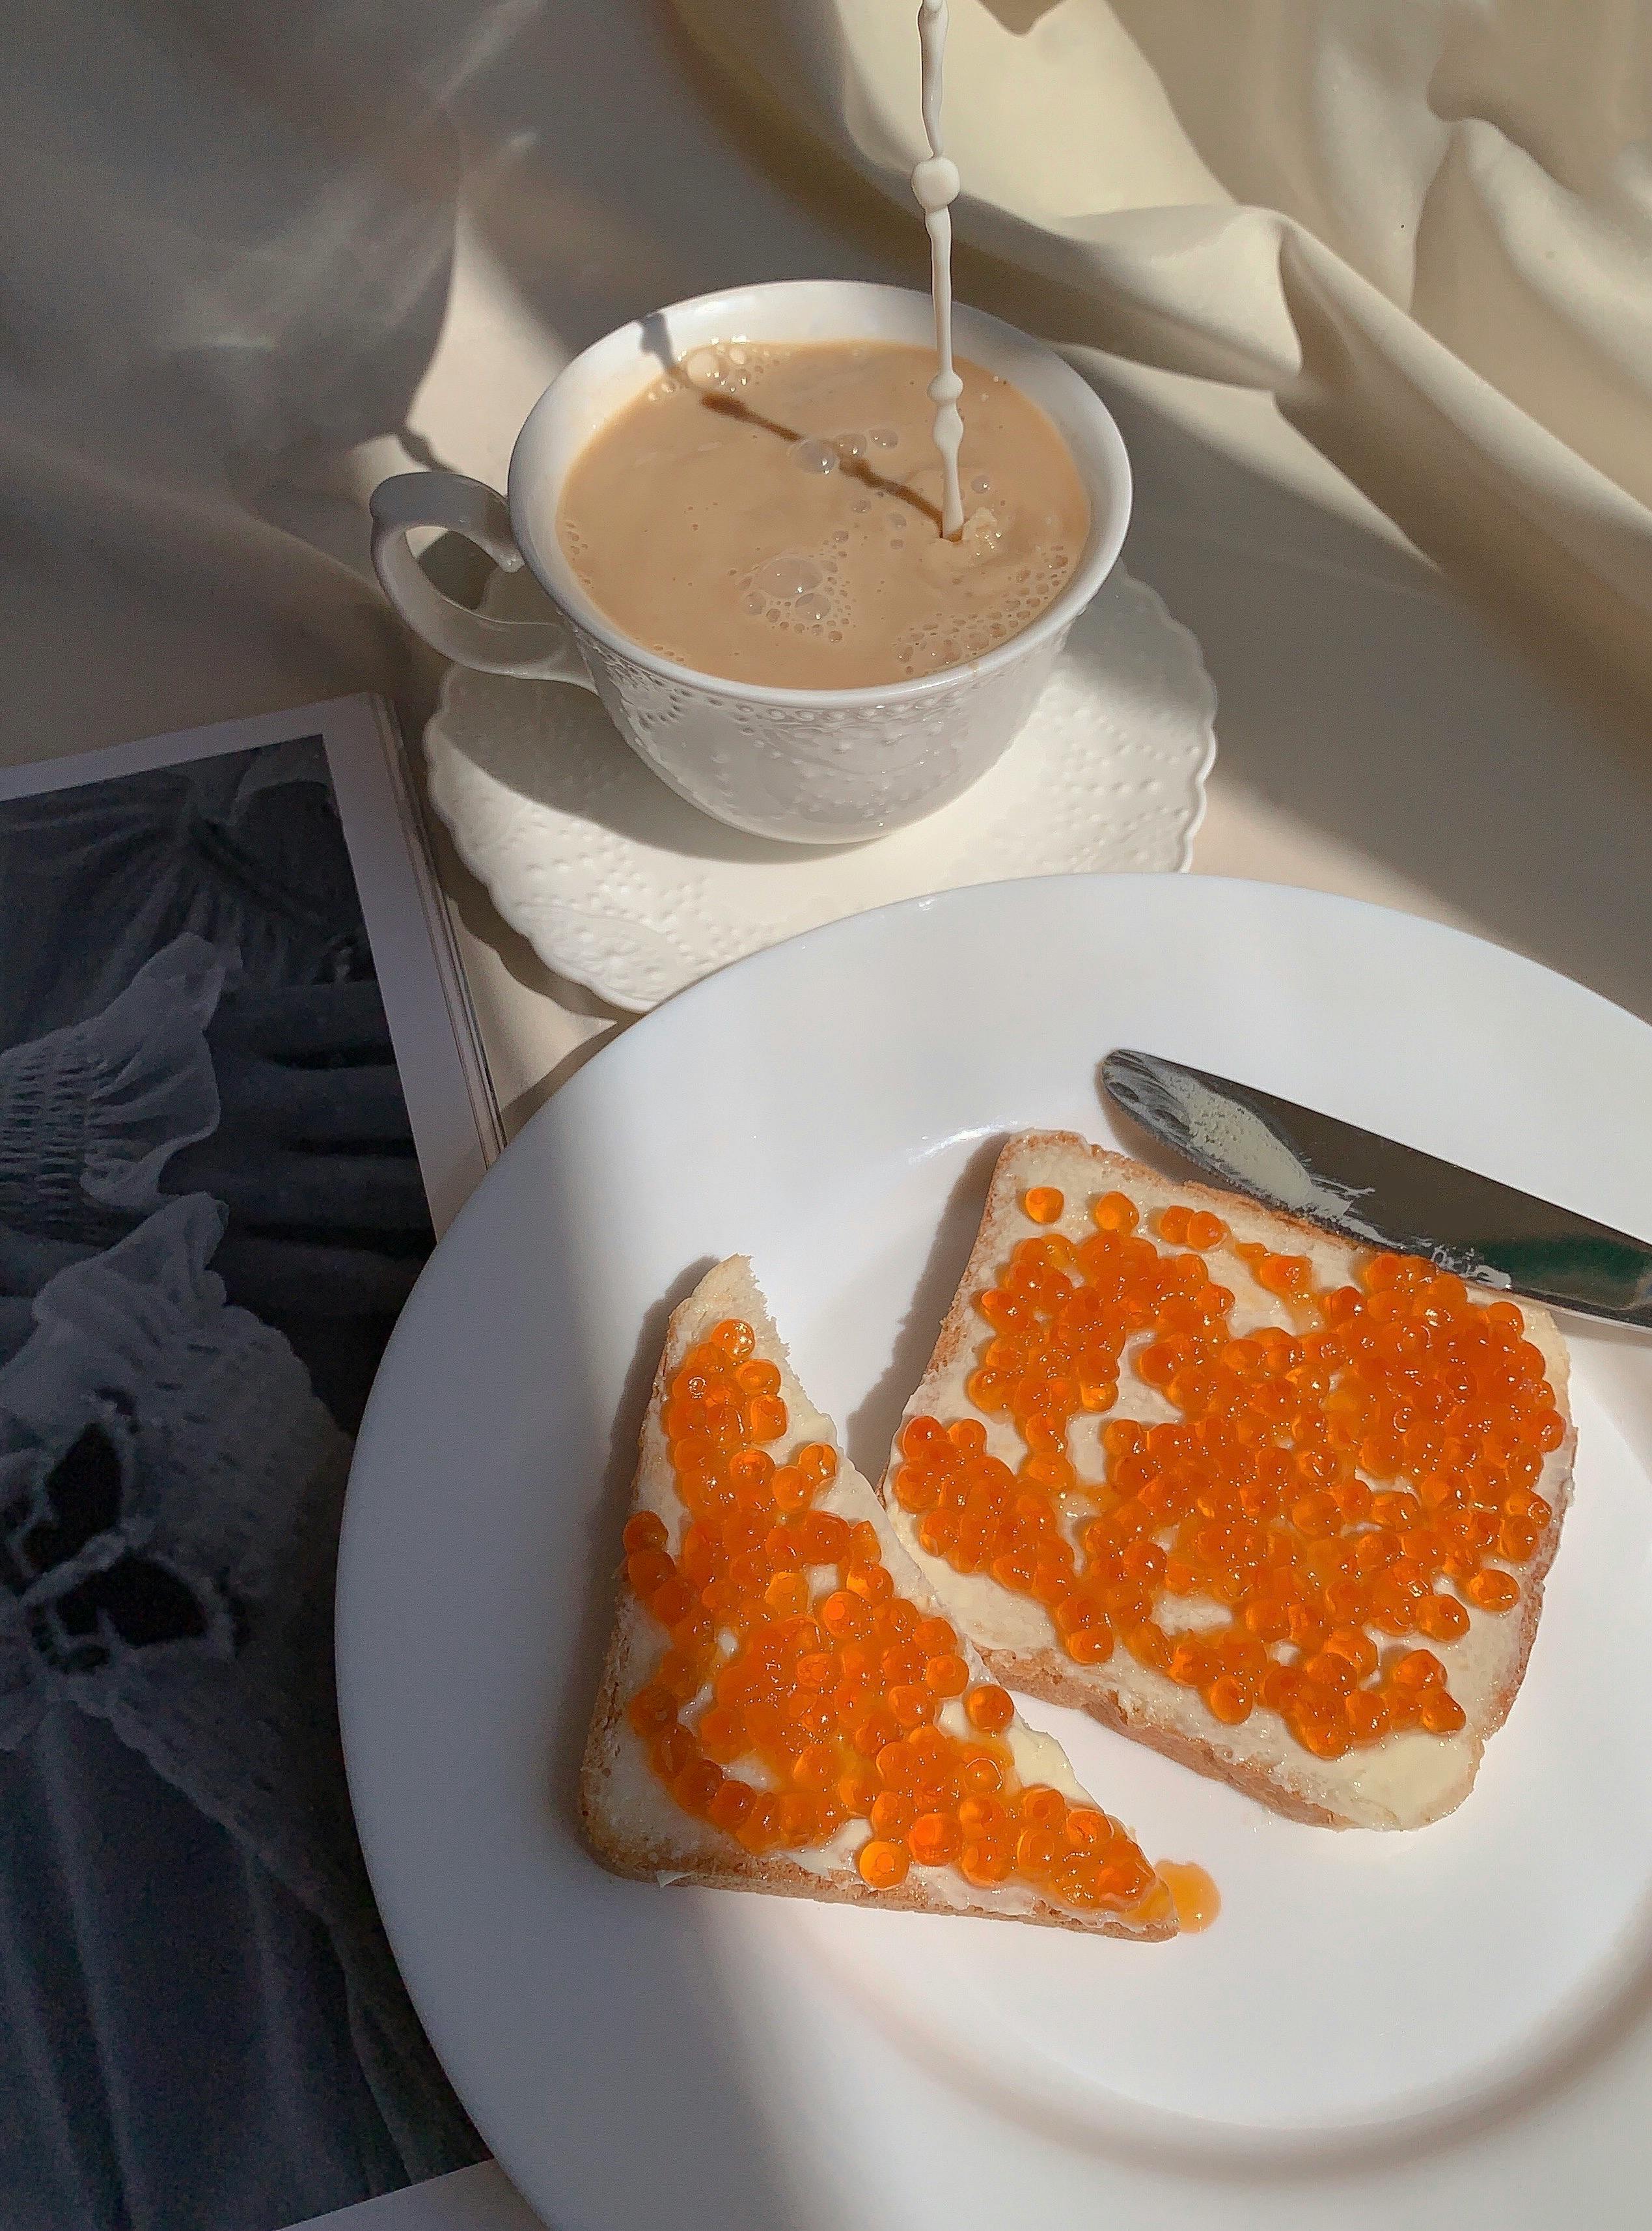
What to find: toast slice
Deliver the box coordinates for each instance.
[581,1257,1181,1937]
[877,1134,1576,1832]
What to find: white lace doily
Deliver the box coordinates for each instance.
[425,565,1217,1012]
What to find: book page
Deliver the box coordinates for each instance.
[0,694,490,2228]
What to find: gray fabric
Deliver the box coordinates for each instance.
[0,755,361,1051]
[0,937,225,1245]
[0,1187,481,2226]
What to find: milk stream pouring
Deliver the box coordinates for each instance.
[914,0,965,540]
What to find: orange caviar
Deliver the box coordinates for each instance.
[901,1200,1564,1760]
[624,1317,1161,1920]
[1155,1859,1221,1933]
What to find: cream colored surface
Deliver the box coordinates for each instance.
[880,1135,1573,1830]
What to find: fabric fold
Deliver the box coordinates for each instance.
[0,1193,476,2185]
[671,0,1652,712]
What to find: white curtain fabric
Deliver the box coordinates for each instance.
[672,0,1652,715]
[7,1,1649,740]
[0,1,508,749]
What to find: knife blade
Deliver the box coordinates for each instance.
[1100,1047,1652,1327]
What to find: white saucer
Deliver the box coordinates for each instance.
[424,565,1216,1010]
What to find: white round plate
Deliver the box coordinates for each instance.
[424,565,1215,1010]
[338,878,1652,2231]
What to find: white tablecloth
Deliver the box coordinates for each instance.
[291,2163,542,2231]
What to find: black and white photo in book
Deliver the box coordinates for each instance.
[0,700,497,2231]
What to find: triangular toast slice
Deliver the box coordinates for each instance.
[581,1257,1180,1937]
[876,1133,1576,1832]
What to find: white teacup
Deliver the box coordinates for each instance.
[371,280,1131,846]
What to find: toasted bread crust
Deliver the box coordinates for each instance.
[878,1132,1576,1833]
[578,1258,1175,1938]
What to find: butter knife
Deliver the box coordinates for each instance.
[1100,1047,1652,1327]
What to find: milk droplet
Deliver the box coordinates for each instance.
[911,154,960,212]
[870,426,900,449]
[789,438,838,475]
[754,555,823,600]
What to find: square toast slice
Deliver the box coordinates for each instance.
[876,1135,1575,1831]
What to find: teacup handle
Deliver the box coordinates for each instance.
[369,471,597,687]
